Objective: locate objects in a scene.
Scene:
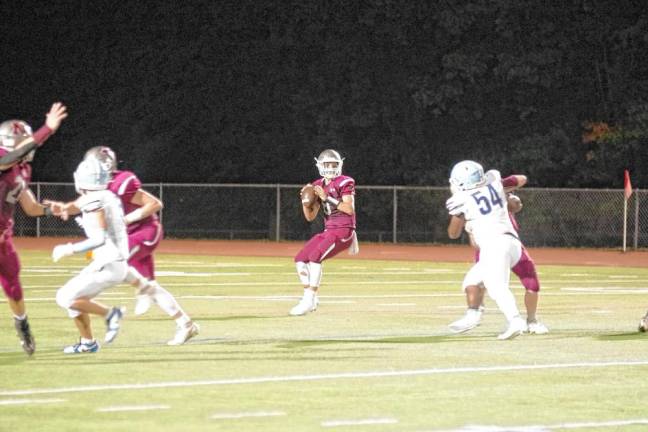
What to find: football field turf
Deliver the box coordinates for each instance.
[1,250,648,431]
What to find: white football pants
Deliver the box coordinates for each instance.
[462,235,522,321]
[56,260,128,318]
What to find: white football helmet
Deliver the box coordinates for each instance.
[73,157,111,193]
[84,146,117,172]
[315,149,344,180]
[449,160,486,191]
[0,120,35,161]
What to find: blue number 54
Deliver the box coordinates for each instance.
[471,184,503,215]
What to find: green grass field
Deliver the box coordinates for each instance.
[1,250,648,431]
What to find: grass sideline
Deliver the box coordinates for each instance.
[1,250,648,431]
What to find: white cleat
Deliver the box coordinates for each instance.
[289,297,318,316]
[639,312,648,332]
[168,322,200,346]
[448,308,482,334]
[526,320,549,335]
[134,294,152,316]
[104,307,125,344]
[498,316,527,340]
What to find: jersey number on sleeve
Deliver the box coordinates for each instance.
[470,184,503,215]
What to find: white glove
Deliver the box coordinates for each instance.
[445,195,464,216]
[52,243,74,263]
[74,216,84,228]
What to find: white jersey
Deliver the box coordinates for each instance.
[456,170,517,249]
[77,190,129,266]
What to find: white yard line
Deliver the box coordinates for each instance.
[376,303,417,307]
[210,411,286,419]
[430,418,648,431]
[2,360,648,397]
[96,404,170,412]
[157,263,284,267]
[7,288,648,303]
[561,288,648,293]
[156,271,252,277]
[0,398,65,406]
[322,417,398,427]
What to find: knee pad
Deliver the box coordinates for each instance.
[55,287,80,318]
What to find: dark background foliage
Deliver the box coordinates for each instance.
[1,0,646,187]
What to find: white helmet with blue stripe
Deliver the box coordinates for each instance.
[74,157,111,193]
[449,160,486,191]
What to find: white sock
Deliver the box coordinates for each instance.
[175,314,191,328]
[14,314,26,321]
[296,261,309,286]
[81,337,94,344]
[467,309,482,319]
[302,288,315,303]
[150,281,183,317]
[308,262,322,288]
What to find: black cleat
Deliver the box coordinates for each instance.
[15,317,35,355]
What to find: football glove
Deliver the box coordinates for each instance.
[52,243,74,263]
[445,195,464,216]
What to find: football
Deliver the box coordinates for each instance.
[300,185,318,208]
[507,194,523,214]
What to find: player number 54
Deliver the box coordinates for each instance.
[470,184,503,215]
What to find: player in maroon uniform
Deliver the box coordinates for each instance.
[0,102,68,355]
[47,147,199,345]
[290,149,359,316]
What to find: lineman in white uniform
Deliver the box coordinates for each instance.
[445,160,528,340]
[52,157,129,353]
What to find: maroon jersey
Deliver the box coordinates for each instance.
[0,153,31,233]
[312,175,356,229]
[108,170,159,234]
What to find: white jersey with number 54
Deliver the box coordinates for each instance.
[458,170,517,249]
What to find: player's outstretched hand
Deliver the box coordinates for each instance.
[45,102,68,133]
[52,243,73,263]
[42,200,70,220]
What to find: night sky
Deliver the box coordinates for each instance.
[2,1,646,187]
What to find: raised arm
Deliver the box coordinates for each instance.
[502,174,527,192]
[0,102,68,169]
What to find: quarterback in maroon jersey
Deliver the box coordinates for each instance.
[0,102,68,355]
[290,149,359,316]
[47,147,199,345]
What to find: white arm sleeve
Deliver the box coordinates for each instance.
[71,229,106,254]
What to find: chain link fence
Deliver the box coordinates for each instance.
[15,183,648,250]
